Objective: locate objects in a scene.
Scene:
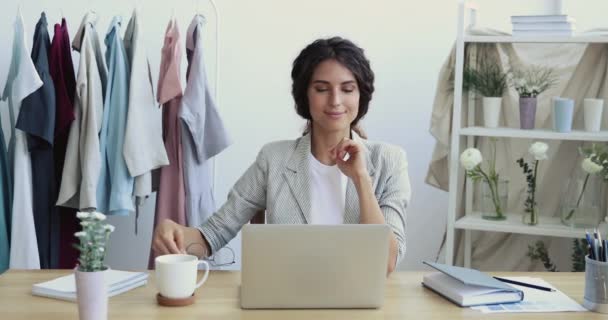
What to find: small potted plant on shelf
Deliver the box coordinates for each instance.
[460,138,508,220]
[74,211,115,320]
[464,60,508,128]
[561,144,608,228]
[509,65,558,129]
[516,142,549,225]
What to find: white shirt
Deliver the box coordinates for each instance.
[308,153,347,224]
[57,12,107,210]
[123,8,169,198]
[4,10,43,269]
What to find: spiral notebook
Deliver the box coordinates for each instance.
[32,270,148,302]
[422,261,524,307]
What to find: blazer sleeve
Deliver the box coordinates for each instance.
[197,146,269,254]
[378,147,411,266]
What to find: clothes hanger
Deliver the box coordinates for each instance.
[195,0,205,18]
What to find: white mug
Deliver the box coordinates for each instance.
[155,254,210,299]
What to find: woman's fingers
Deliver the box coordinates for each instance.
[153,219,184,255]
[153,237,170,255]
[163,232,182,254]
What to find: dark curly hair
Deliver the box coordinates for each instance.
[291,37,374,138]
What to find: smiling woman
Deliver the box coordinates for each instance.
[152,37,411,275]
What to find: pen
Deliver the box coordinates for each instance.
[586,231,596,260]
[597,230,604,262]
[594,230,600,261]
[493,276,556,292]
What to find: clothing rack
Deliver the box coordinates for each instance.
[207,0,221,204]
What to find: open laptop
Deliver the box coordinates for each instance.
[240,224,391,309]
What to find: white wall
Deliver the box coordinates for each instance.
[1,0,606,271]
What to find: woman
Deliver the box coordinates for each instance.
[152,37,411,274]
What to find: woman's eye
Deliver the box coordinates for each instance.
[343,87,356,93]
[314,87,328,92]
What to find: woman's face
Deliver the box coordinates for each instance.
[307,59,360,135]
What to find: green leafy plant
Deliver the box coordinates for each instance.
[527,239,588,272]
[463,60,508,97]
[516,142,549,225]
[572,239,587,272]
[509,65,558,98]
[73,212,115,272]
[527,241,558,272]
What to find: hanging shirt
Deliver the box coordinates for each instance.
[96,16,134,216]
[150,19,186,267]
[17,12,58,269]
[123,9,169,200]
[308,154,348,224]
[57,12,107,211]
[2,9,43,271]
[49,18,80,268]
[180,15,231,227]
[0,117,11,273]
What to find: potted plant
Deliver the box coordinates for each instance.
[509,65,558,129]
[460,138,508,220]
[74,212,115,320]
[516,142,549,225]
[464,60,508,128]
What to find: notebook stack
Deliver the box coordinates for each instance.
[511,15,575,37]
[32,269,148,302]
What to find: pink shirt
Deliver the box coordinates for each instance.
[150,19,186,267]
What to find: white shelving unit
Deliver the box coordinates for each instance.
[445,1,608,267]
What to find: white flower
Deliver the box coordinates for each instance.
[92,212,106,221]
[76,212,90,219]
[582,158,603,174]
[460,148,483,170]
[80,221,90,227]
[530,85,540,93]
[528,142,548,160]
[104,225,115,233]
[98,247,105,252]
[74,231,87,237]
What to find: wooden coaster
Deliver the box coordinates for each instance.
[156,293,195,307]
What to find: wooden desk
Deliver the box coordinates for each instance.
[0,270,602,319]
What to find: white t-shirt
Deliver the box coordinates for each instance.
[4,11,43,269]
[309,153,347,224]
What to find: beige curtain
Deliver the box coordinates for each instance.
[427,29,608,271]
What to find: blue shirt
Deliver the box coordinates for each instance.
[96,16,134,215]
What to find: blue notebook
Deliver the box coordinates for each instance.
[422,261,524,307]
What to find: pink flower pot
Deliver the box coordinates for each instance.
[75,269,108,320]
[519,97,537,129]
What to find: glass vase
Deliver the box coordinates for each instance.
[522,207,539,226]
[560,171,603,228]
[480,178,508,221]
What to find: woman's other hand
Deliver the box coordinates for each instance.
[330,137,368,180]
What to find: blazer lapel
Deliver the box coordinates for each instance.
[343,133,376,224]
[283,134,312,223]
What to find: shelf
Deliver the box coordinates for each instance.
[454,212,588,238]
[459,127,608,141]
[464,35,608,43]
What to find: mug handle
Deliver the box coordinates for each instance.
[195,260,210,289]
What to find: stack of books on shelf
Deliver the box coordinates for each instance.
[511,14,575,37]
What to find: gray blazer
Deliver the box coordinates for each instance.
[198,133,411,264]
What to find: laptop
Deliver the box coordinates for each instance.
[240,224,391,309]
